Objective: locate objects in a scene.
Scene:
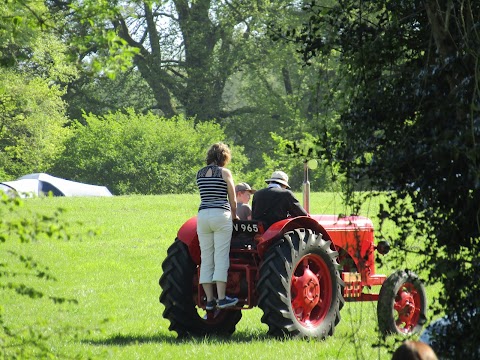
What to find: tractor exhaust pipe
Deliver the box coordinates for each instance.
[302,159,317,214]
[303,162,310,213]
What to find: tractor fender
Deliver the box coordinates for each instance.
[256,216,331,259]
[177,216,201,265]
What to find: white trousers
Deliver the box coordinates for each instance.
[197,208,232,283]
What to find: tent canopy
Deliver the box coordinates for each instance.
[1,173,113,197]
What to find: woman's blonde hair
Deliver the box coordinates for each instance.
[206,142,231,167]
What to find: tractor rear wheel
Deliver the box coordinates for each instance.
[377,269,427,336]
[257,228,344,339]
[159,239,242,337]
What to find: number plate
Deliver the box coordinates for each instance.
[233,221,259,234]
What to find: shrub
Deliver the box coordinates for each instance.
[51,109,247,194]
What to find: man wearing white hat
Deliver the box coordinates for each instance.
[251,170,308,229]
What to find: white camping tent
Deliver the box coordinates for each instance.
[0,179,41,198]
[0,173,113,197]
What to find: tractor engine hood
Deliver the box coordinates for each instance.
[310,214,374,232]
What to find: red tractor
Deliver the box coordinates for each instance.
[159,164,427,339]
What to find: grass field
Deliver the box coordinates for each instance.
[1,193,438,359]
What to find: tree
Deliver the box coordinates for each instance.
[47,0,277,120]
[221,16,343,178]
[294,0,480,356]
[0,0,77,179]
[45,0,342,183]
[0,0,45,68]
[65,69,158,122]
[0,69,72,179]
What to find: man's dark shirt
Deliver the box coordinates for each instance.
[252,186,308,229]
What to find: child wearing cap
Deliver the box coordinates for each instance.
[235,182,256,220]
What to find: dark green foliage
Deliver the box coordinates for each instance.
[293,0,480,356]
[65,70,157,123]
[51,110,247,195]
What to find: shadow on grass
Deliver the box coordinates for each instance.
[83,329,271,346]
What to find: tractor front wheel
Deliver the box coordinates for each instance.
[159,239,242,337]
[377,269,427,335]
[257,228,344,339]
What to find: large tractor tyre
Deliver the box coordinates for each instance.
[377,269,427,336]
[159,239,242,338]
[257,228,344,339]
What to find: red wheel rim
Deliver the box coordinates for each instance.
[394,282,422,333]
[290,254,333,327]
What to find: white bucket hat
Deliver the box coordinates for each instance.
[265,171,290,189]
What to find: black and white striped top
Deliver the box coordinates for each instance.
[196,165,230,211]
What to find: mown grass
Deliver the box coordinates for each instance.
[1,193,439,359]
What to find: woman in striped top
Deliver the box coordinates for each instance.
[196,142,239,310]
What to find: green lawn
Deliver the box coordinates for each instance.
[1,193,438,359]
